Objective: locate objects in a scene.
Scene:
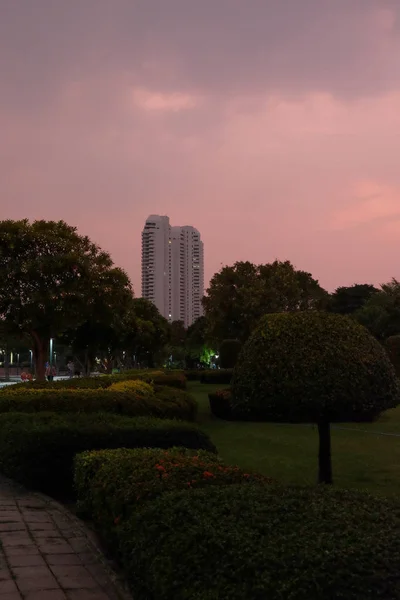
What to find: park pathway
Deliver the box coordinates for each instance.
[0,476,131,600]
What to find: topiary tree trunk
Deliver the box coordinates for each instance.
[317,419,332,484]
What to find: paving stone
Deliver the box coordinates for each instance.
[51,565,98,589]
[0,522,27,532]
[13,565,59,592]
[29,521,58,531]
[0,475,131,600]
[68,538,90,553]
[66,590,110,600]
[0,578,19,594]
[47,554,83,566]
[24,590,67,600]
[4,546,40,556]
[0,534,35,547]
[40,542,74,555]
[7,553,47,568]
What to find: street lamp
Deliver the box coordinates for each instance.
[49,338,54,368]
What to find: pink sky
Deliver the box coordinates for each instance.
[1,0,400,294]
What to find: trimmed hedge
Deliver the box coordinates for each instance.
[232,312,400,422]
[118,484,400,600]
[200,369,233,385]
[0,413,216,497]
[2,371,187,392]
[74,448,270,538]
[0,386,197,421]
[183,370,203,381]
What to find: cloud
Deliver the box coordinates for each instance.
[132,88,200,112]
[331,181,400,229]
[2,1,400,294]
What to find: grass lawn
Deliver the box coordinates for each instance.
[189,381,400,497]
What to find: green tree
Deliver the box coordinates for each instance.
[130,298,170,367]
[355,279,400,340]
[329,284,378,315]
[203,260,328,344]
[219,339,241,368]
[0,220,132,380]
[232,312,399,484]
[185,316,214,367]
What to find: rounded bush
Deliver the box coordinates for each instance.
[232,312,399,422]
[120,484,400,599]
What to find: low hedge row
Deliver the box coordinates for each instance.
[74,448,270,541]
[3,371,187,392]
[0,385,197,421]
[200,369,233,384]
[0,413,216,497]
[118,484,400,600]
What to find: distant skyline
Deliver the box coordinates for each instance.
[2,1,400,295]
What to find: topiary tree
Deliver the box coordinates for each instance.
[219,339,241,368]
[386,335,400,376]
[232,312,399,484]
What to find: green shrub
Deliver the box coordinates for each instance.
[74,448,270,539]
[219,339,241,369]
[208,389,234,420]
[0,413,216,497]
[232,312,399,423]
[0,386,197,421]
[1,371,187,392]
[183,370,202,381]
[1,377,109,392]
[386,335,400,376]
[200,369,233,385]
[119,484,400,600]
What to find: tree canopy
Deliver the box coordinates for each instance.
[329,284,379,315]
[0,219,132,379]
[354,279,400,341]
[203,260,328,344]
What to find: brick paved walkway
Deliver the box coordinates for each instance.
[0,476,131,600]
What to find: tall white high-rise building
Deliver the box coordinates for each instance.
[141,215,171,319]
[141,215,204,327]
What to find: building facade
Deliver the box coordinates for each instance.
[141,215,204,327]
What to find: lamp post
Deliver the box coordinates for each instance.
[49,338,54,368]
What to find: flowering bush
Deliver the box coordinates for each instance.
[74,447,271,537]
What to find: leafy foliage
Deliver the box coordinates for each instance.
[0,413,216,497]
[232,311,399,423]
[219,339,241,368]
[208,389,233,419]
[74,448,270,537]
[203,260,328,344]
[355,279,400,340]
[119,484,400,600]
[200,369,233,384]
[0,220,132,380]
[329,284,379,314]
[386,335,400,376]
[0,385,197,421]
